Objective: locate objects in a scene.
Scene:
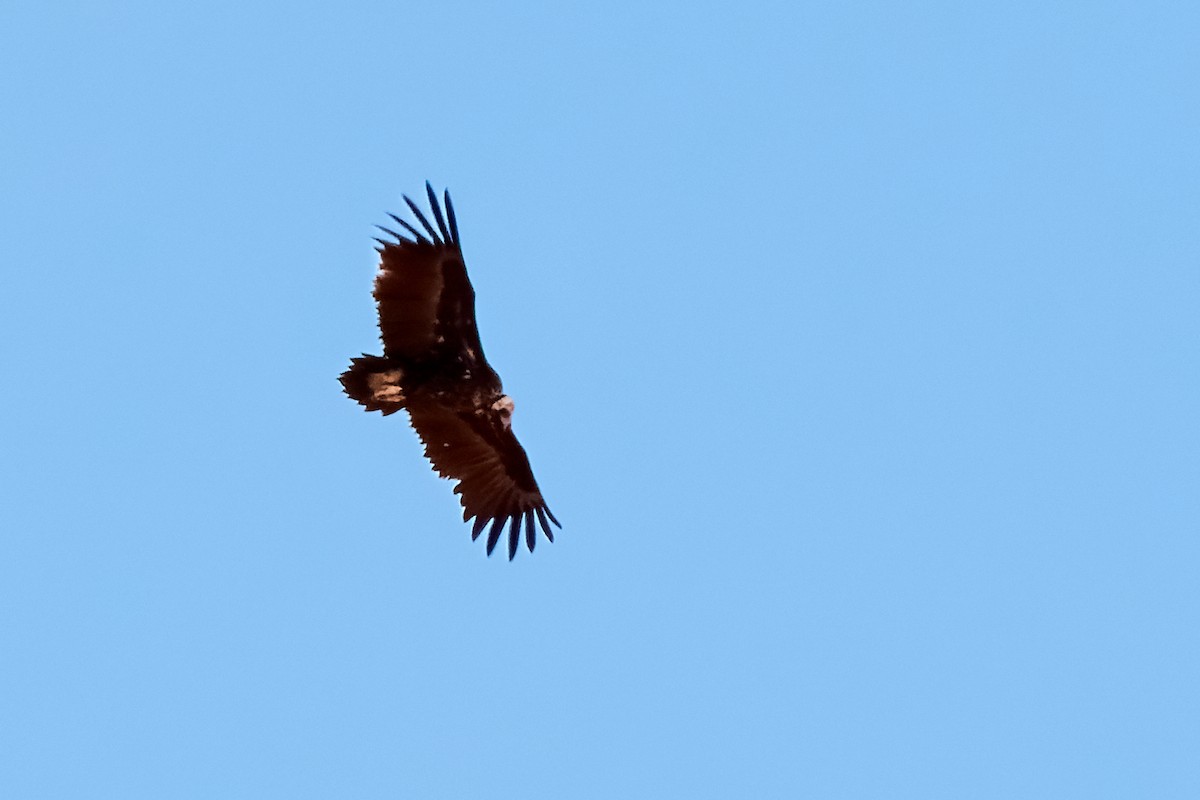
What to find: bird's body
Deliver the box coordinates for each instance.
[340,183,559,559]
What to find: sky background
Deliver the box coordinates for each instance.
[2,1,1198,797]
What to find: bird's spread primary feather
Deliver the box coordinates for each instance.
[339,183,560,559]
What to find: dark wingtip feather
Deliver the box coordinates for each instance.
[443,190,459,244]
[507,515,520,561]
[471,516,488,541]
[525,512,536,553]
[375,225,410,244]
[403,195,442,245]
[425,182,451,243]
[387,213,429,244]
[485,517,505,556]
[535,507,555,543]
[544,506,562,529]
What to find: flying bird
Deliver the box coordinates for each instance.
[339,183,561,559]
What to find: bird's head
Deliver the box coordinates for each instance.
[491,395,515,429]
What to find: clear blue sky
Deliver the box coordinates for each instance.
[2,1,1198,797]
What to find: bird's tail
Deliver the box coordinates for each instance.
[339,355,407,415]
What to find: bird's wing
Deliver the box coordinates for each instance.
[406,397,561,560]
[372,183,486,364]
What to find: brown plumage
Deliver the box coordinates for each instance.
[339,183,560,559]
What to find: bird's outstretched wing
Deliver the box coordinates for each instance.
[372,183,486,366]
[406,397,561,560]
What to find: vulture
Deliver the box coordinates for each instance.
[339,183,561,559]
